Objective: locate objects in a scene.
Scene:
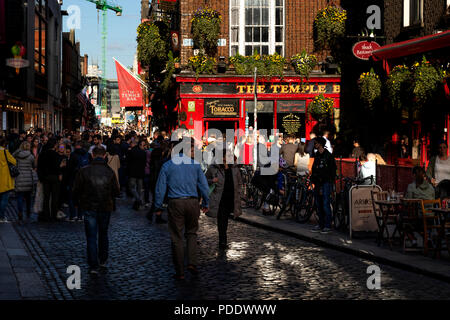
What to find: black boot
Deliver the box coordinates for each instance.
[155,214,167,224]
[132,201,140,211]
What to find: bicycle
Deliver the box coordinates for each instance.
[293,174,317,223]
[333,175,374,231]
[276,168,301,220]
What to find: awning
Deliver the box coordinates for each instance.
[372,30,450,61]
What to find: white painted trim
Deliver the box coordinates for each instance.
[403,0,410,27]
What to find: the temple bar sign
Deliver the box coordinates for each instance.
[236,83,340,94]
[181,82,340,95]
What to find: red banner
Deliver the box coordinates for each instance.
[0,0,6,44]
[115,60,143,108]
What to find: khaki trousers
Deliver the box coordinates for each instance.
[167,198,200,275]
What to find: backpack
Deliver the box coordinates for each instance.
[77,152,90,170]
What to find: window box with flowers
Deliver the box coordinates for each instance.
[358,68,382,110]
[314,6,347,50]
[291,50,318,79]
[229,53,286,77]
[308,94,334,121]
[411,57,444,105]
[191,8,222,56]
[188,54,216,78]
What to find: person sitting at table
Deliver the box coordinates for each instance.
[404,166,435,248]
[406,166,435,200]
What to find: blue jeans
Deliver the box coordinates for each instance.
[0,191,10,219]
[84,210,111,269]
[314,182,333,229]
[16,191,32,216]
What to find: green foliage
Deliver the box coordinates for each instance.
[358,68,382,110]
[137,22,169,73]
[314,6,347,50]
[188,54,216,78]
[229,53,286,77]
[308,94,334,121]
[386,65,412,110]
[191,8,221,56]
[411,56,444,105]
[161,52,180,94]
[291,50,318,79]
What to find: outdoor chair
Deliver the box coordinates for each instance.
[420,199,441,256]
[399,199,423,253]
[371,190,399,248]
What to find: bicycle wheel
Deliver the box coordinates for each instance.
[333,194,347,231]
[253,188,264,210]
[295,190,314,223]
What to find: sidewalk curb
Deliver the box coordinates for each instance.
[235,215,450,284]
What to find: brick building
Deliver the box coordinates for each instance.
[142,0,342,138]
[177,0,336,66]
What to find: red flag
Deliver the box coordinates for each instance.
[115,60,143,108]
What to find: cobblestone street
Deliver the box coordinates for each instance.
[5,198,450,300]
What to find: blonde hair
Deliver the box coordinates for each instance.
[20,141,31,151]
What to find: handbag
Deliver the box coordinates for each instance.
[4,150,20,178]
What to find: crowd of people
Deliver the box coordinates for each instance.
[1,126,449,277]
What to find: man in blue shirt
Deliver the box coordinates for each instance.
[154,140,209,280]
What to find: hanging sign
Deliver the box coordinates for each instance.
[352,41,381,60]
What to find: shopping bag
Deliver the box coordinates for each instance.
[33,182,44,213]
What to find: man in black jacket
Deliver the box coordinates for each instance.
[127,139,147,210]
[37,138,63,222]
[310,137,336,234]
[73,147,120,274]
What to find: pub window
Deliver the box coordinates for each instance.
[403,0,423,27]
[229,0,285,56]
[34,0,47,74]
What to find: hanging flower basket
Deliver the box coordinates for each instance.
[358,68,381,110]
[291,50,317,79]
[411,56,444,105]
[137,21,168,67]
[386,65,412,110]
[308,94,334,121]
[191,8,222,56]
[188,54,216,78]
[314,6,347,50]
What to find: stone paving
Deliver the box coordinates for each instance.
[4,198,450,300]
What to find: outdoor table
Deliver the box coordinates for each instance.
[430,208,450,258]
[374,200,402,249]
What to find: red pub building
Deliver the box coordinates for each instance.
[176,75,340,140]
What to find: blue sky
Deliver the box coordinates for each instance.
[62,0,140,79]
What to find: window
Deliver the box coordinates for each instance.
[403,0,423,27]
[229,0,284,56]
[34,0,47,74]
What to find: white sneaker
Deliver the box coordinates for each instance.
[56,211,66,219]
[321,227,332,234]
[0,217,8,223]
[310,225,322,233]
[62,203,69,208]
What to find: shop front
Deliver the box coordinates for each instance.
[176,75,341,140]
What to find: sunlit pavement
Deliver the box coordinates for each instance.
[4,197,450,300]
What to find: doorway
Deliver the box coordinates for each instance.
[205,120,238,140]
